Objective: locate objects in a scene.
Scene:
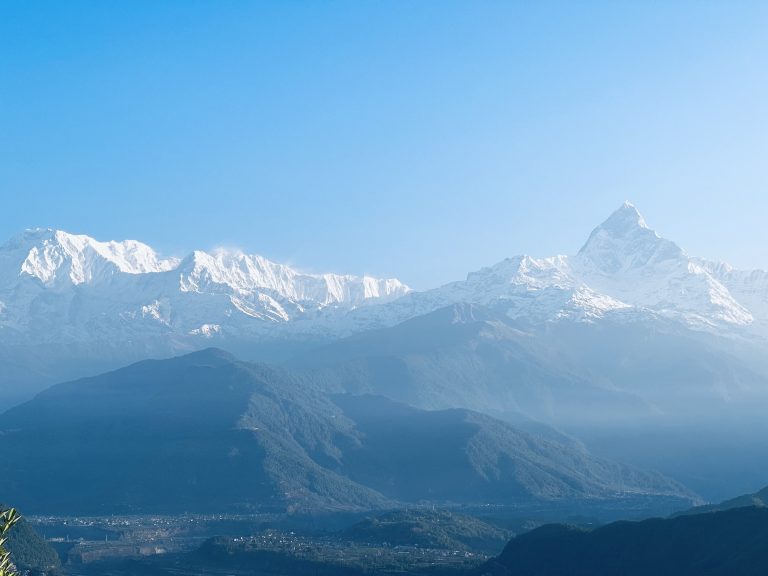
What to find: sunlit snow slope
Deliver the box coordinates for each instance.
[349,202,768,335]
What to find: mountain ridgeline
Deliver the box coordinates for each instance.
[2,202,768,413]
[2,203,768,526]
[0,349,693,516]
[481,501,768,576]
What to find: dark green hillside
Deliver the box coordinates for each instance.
[4,512,60,575]
[0,349,387,514]
[333,394,692,504]
[344,509,511,553]
[0,349,694,516]
[482,505,768,576]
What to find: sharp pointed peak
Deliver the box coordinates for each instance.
[577,202,654,253]
[601,201,649,231]
[576,202,684,272]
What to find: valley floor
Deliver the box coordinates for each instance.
[28,497,695,576]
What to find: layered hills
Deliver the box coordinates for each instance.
[0,229,409,400]
[2,204,768,503]
[0,349,693,515]
[2,203,768,408]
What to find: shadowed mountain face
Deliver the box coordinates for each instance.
[482,505,768,576]
[291,304,644,424]
[1,207,767,509]
[0,349,386,514]
[292,302,768,425]
[289,302,768,501]
[332,395,690,505]
[0,349,693,515]
[3,204,768,416]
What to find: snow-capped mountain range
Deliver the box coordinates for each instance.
[0,228,410,345]
[1,202,766,352]
[3,203,767,502]
[356,202,768,335]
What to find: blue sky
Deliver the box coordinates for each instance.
[1,1,767,288]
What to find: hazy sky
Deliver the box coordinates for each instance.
[1,1,767,289]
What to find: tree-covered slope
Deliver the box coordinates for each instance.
[3,511,60,575]
[294,302,768,427]
[0,349,694,515]
[0,349,387,514]
[482,505,768,576]
[333,395,693,505]
[343,509,511,553]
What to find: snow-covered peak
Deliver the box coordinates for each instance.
[603,201,649,231]
[1,228,179,287]
[0,227,410,307]
[178,247,410,307]
[360,202,760,335]
[576,203,684,274]
[571,204,754,326]
[1,204,766,353]
[0,228,413,348]
[467,255,573,290]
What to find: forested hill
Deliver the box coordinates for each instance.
[480,505,768,576]
[4,509,60,575]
